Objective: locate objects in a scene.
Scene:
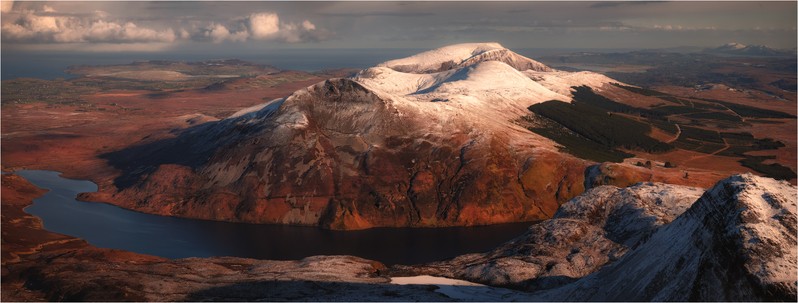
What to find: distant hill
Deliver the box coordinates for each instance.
[704,42,793,57]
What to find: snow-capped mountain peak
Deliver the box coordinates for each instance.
[706,42,791,57]
[378,42,552,74]
[107,43,623,230]
[348,43,620,122]
[722,42,747,49]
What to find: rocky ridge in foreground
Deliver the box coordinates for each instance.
[395,174,797,301]
[538,174,797,301]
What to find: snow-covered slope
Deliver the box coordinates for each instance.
[349,42,617,129]
[543,174,798,301]
[361,42,613,104]
[378,42,551,73]
[353,60,569,126]
[390,275,529,301]
[555,182,705,248]
[397,174,796,301]
[523,70,619,97]
[396,182,705,289]
[538,174,797,301]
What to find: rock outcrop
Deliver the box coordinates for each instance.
[394,174,798,301]
[393,182,705,291]
[538,174,797,301]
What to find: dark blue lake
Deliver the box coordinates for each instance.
[17,170,532,265]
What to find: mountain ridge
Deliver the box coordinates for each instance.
[705,42,793,57]
[378,42,552,73]
[83,43,662,229]
[393,174,797,301]
[535,173,797,301]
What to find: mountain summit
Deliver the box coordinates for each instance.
[705,42,791,57]
[378,42,552,73]
[93,43,619,229]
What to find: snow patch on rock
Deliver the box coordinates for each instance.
[390,275,529,301]
[229,98,284,119]
[379,42,537,73]
[524,70,619,96]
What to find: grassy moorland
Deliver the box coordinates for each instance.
[0,60,327,106]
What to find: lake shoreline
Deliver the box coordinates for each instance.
[14,169,535,265]
[3,171,535,301]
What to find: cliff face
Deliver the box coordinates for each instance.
[394,174,798,301]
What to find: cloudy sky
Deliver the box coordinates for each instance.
[1,0,796,53]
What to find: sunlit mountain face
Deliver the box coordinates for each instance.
[1,1,795,301]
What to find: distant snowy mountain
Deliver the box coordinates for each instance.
[705,42,792,57]
[92,42,623,229]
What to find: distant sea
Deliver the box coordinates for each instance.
[1,48,635,80]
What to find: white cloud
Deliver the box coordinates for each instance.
[121,23,176,42]
[2,23,31,39]
[206,23,231,43]
[0,0,13,14]
[302,20,316,31]
[2,6,327,46]
[205,23,247,43]
[280,22,302,43]
[179,28,191,40]
[93,10,109,19]
[2,8,177,43]
[27,14,60,32]
[654,24,680,31]
[249,12,279,39]
[201,11,326,43]
[649,24,720,32]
